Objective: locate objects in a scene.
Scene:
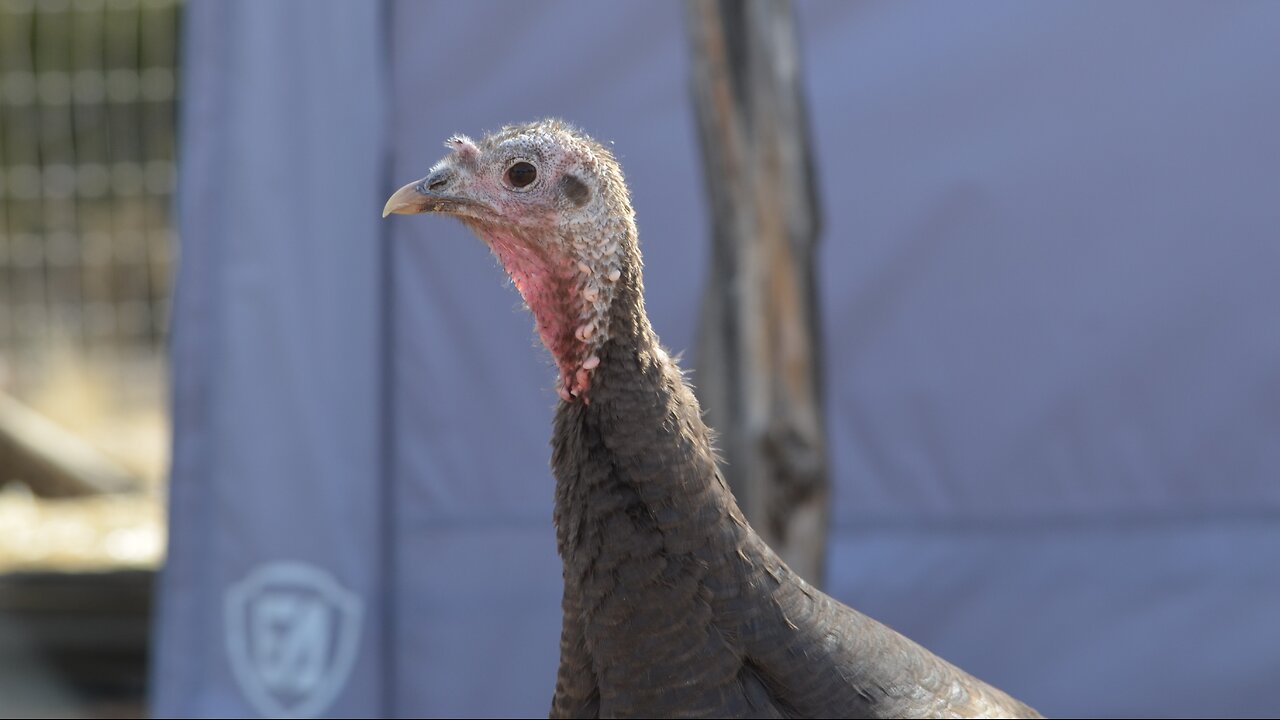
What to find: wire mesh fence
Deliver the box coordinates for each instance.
[0,0,177,397]
[0,0,179,486]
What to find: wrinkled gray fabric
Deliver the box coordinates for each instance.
[152,1,388,717]
[156,1,1280,717]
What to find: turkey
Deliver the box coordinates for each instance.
[384,119,1041,719]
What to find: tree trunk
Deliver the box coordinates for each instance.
[685,0,829,586]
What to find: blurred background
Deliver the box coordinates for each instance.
[3,1,1280,718]
[1,0,174,716]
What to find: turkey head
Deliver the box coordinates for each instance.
[383,120,635,402]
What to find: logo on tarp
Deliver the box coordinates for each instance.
[225,562,363,718]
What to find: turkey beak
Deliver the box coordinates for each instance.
[382,168,459,218]
[382,178,433,217]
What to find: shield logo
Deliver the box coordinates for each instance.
[225,562,363,718]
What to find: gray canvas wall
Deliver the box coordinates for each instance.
[154,1,1280,717]
[152,2,389,716]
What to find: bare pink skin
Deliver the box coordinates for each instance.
[481,227,594,399]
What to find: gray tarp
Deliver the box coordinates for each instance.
[154,1,1280,717]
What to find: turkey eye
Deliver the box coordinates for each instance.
[507,161,537,188]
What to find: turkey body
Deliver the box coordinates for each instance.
[383,119,1041,720]
[548,270,1040,720]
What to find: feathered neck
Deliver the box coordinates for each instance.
[548,247,732,566]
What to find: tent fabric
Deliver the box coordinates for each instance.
[154,1,1280,717]
[152,1,389,716]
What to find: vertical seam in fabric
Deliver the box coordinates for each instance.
[376,0,399,714]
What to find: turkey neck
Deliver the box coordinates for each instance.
[549,250,749,670]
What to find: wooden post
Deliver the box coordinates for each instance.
[686,0,830,585]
